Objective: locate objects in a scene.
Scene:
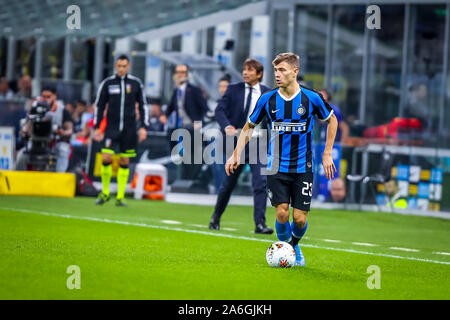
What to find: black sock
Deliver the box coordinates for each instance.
[291,235,301,247]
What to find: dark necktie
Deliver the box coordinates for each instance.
[177,88,183,127]
[177,88,183,107]
[241,86,253,127]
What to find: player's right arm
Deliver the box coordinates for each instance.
[225,93,269,176]
[93,79,109,141]
[225,121,254,176]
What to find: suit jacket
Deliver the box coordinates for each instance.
[215,82,271,133]
[166,82,208,128]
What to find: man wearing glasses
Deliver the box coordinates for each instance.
[160,64,209,180]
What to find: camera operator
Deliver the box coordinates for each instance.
[16,86,74,172]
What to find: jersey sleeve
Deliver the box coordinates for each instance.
[312,92,334,122]
[248,94,268,127]
[94,79,109,129]
[136,79,149,128]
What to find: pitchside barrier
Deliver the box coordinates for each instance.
[0,170,76,198]
[346,144,449,213]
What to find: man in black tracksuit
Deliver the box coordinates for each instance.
[93,54,149,206]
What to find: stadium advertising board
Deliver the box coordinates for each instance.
[0,127,15,170]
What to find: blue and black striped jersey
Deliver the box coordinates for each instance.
[248,86,334,173]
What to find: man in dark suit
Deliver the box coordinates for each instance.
[160,64,208,130]
[160,64,209,179]
[209,58,273,234]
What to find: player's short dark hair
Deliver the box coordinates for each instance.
[41,85,57,94]
[272,52,300,69]
[116,54,130,62]
[243,58,264,82]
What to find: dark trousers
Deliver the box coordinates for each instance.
[170,126,203,180]
[212,144,268,227]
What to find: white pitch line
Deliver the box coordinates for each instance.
[433,252,450,256]
[221,227,237,232]
[352,242,378,247]
[1,207,450,266]
[321,239,341,243]
[389,247,420,252]
[161,220,182,225]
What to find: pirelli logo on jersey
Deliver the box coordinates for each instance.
[271,121,307,132]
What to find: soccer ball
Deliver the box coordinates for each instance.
[266,241,296,268]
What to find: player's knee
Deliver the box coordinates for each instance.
[119,163,129,169]
[293,212,307,228]
[275,205,290,223]
[102,160,112,166]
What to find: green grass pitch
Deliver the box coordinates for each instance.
[0,195,449,299]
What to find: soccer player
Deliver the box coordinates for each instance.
[225,53,338,266]
[93,54,149,206]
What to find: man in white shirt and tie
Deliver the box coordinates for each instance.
[211,58,273,234]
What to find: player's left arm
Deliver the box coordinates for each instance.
[225,94,268,176]
[136,80,149,142]
[323,113,338,180]
[314,92,338,180]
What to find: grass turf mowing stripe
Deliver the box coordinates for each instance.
[2,206,450,266]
